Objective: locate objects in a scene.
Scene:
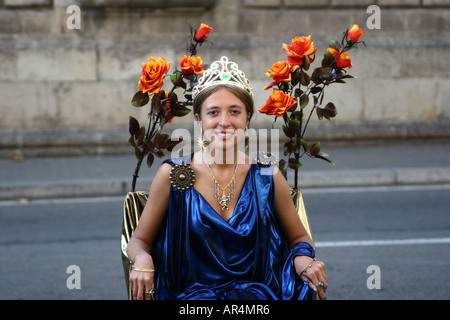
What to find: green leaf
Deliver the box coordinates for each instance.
[143,138,154,152]
[308,141,321,157]
[282,124,295,138]
[134,147,142,160]
[300,94,309,109]
[151,94,162,113]
[293,88,302,99]
[316,152,335,165]
[317,102,338,120]
[300,70,310,86]
[283,141,295,155]
[288,157,303,169]
[136,126,145,141]
[129,116,140,136]
[128,136,136,147]
[328,39,342,51]
[289,118,300,136]
[131,91,149,107]
[311,67,332,84]
[170,102,192,117]
[302,56,311,71]
[170,70,184,88]
[311,86,323,94]
[321,50,335,68]
[290,69,301,87]
[154,133,165,150]
[146,153,154,168]
[166,137,183,152]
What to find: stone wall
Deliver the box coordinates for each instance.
[1,0,449,157]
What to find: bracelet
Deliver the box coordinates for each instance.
[300,258,316,275]
[131,266,156,273]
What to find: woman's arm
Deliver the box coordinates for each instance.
[126,162,172,299]
[272,167,313,247]
[272,167,327,299]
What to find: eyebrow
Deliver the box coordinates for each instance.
[204,104,244,110]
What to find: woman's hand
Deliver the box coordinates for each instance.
[294,255,327,300]
[129,254,155,300]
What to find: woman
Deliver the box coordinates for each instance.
[126,57,327,300]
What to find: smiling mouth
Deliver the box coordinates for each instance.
[216,131,234,138]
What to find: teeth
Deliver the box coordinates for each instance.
[218,132,233,136]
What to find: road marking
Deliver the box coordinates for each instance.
[316,237,450,248]
[0,196,125,207]
[303,184,450,195]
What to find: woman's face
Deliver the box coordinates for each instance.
[195,88,250,152]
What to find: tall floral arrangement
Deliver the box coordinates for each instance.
[128,23,213,191]
[259,25,365,189]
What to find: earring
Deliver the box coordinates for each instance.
[197,127,207,151]
[244,125,249,151]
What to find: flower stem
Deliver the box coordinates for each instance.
[301,84,325,138]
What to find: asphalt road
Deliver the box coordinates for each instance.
[1,184,449,300]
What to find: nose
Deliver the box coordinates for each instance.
[218,113,231,128]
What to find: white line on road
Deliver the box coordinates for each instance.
[302,183,450,195]
[315,237,450,248]
[2,183,450,207]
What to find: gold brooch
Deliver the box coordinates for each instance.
[252,151,278,166]
[169,164,195,190]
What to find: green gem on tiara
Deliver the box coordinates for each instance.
[221,73,230,80]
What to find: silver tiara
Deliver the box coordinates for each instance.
[192,56,254,101]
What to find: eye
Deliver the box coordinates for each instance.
[206,110,218,116]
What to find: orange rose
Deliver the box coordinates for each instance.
[327,48,352,69]
[282,35,317,66]
[264,61,299,90]
[346,24,365,44]
[138,56,171,94]
[179,55,204,75]
[194,23,213,42]
[259,90,297,117]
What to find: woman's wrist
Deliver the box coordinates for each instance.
[294,255,316,276]
[133,253,153,267]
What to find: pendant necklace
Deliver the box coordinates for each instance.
[203,152,239,211]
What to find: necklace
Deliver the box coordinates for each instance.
[203,153,239,211]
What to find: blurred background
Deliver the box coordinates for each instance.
[0,0,449,157]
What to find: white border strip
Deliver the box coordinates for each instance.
[316,237,450,248]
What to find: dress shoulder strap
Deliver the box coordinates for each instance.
[162,154,193,167]
[163,154,195,191]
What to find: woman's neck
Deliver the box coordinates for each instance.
[203,145,242,170]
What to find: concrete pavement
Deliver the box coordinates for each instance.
[1,141,450,201]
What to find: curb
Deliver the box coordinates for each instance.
[2,167,450,201]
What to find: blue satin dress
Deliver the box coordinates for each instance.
[152,157,316,300]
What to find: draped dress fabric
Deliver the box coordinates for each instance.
[152,156,316,300]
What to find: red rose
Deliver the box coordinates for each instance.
[346,24,365,44]
[194,23,213,42]
[327,48,353,69]
[282,35,317,66]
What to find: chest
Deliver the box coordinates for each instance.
[193,165,251,222]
